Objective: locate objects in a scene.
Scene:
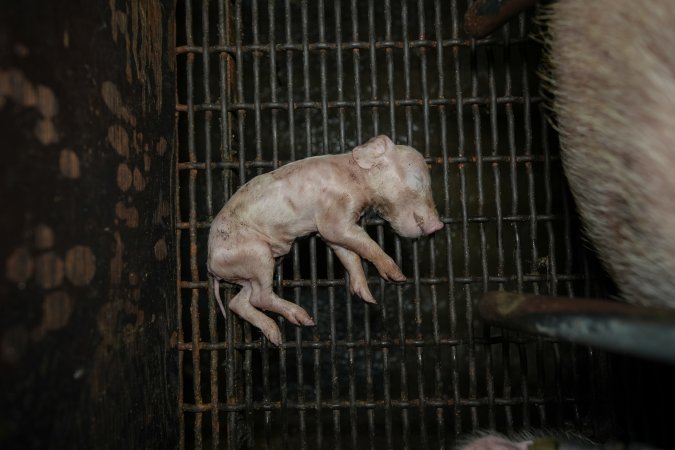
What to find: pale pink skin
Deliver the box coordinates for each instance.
[207,135,444,345]
[459,436,532,450]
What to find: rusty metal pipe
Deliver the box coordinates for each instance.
[464,0,538,38]
[479,291,675,364]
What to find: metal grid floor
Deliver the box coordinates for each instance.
[175,1,606,448]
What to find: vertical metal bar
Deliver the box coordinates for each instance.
[224,222,237,441]
[394,236,410,450]
[176,157,185,448]
[200,1,220,448]
[517,340,530,428]
[267,1,279,170]
[202,0,214,220]
[176,1,186,440]
[416,0,434,447]
[394,1,411,447]
[367,0,380,136]
[366,2,385,448]
[417,0,430,156]
[283,2,306,447]
[514,13,548,426]
[561,184,582,427]
[327,244,341,450]
[266,2,279,448]
[376,222,393,450]
[552,0,585,414]
[185,0,204,446]
[486,40,512,433]
[432,2,448,447]
[208,266,220,450]
[401,0,413,141]
[583,241,601,435]
[298,1,323,447]
[215,1,239,447]
[384,0,396,140]
[411,217,428,449]
[233,0,253,443]
[301,0,313,158]
[252,0,263,179]
[285,0,297,162]
[262,328,271,450]
[539,66,564,425]
[189,73,203,450]
[326,2,343,449]
[246,0,262,443]
[350,0,362,143]
[460,39,477,428]
[379,0,397,445]
[561,181,575,298]
[469,37,496,431]
[447,0,462,438]
[501,17,529,429]
[243,310,254,450]
[293,241,307,450]
[339,2,358,448]
[469,35,485,429]
[334,0,347,152]
[310,234,323,449]
[217,0,233,173]
[235,0,246,187]
[276,265,289,450]
[318,0,329,156]
[541,118,557,300]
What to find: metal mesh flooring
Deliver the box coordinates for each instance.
[175,1,606,448]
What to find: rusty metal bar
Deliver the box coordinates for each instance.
[433,2,450,447]
[479,291,675,364]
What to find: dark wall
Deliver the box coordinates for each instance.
[0,0,177,448]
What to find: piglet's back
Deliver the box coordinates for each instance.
[210,154,350,243]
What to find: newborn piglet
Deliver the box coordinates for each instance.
[456,430,655,450]
[207,135,443,345]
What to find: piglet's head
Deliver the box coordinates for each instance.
[353,135,444,238]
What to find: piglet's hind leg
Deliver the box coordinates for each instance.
[249,279,315,327]
[228,283,283,346]
[245,243,315,328]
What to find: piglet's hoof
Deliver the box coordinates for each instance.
[261,324,283,347]
[284,306,315,327]
[377,259,406,283]
[354,285,377,304]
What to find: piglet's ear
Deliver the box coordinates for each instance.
[352,135,394,169]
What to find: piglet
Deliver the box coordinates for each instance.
[457,430,599,450]
[207,135,443,345]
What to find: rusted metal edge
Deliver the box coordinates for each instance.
[479,291,675,364]
[463,0,538,38]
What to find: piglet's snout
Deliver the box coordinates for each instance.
[426,217,444,234]
[413,211,444,236]
[421,215,443,235]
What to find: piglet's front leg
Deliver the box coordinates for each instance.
[329,244,377,304]
[320,223,406,284]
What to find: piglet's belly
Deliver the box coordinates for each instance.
[267,229,319,257]
[258,223,317,258]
